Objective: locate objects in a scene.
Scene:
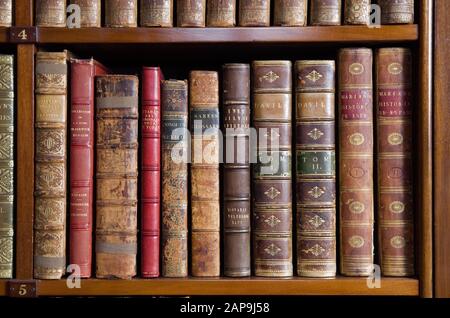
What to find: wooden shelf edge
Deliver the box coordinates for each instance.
[0,280,6,296]
[37,25,419,44]
[36,277,419,296]
[0,27,8,43]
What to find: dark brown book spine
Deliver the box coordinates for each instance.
[339,48,374,276]
[344,0,370,25]
[95,75,139,279]
[376,48,415,277]
[238,0,271,26]
[274,0,308,26]
[207,0,236,27]
[310,0,341,26]
[69,0,101,27]
[177,0,206,27]
[378,0,414,24]
[36,0,67,27]
[295,60,336,278]
[0,0,12,26]
[253,61,293,277]
[222,64,251,277]
[105,0,138,27]
[190,71,220,277]
[141,0,174,27]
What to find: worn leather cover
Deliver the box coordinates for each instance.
[36,0,67,27]
[105,0,138,27]
[141,0,173,27]
[95,75,139,279]
[190,71,220,277]
[207,0,236,27]
[0,55,14,278]
[141,67,161,278]
[344,0,370,25]
[0,0,12,26]
[295,60,336,278]
[238,0,270,26]
[339,48,374,276]
[223,64,251,277]
[70,58,108,278]
[253,61,293,277]
[274,0,308,26]
[69,0,101,27]
[310,0,341,25]
[376,48,415,277]
[378,0,414,24]
[34,51,69,279]
[177,0,206,27]
[161,80,189,277]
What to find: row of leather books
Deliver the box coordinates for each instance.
[32,0,415,28]
[34,47,414,280]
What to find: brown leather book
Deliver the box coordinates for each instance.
[190,71,220,277]
[376,48,415,277]
[105,0,138,27]
[177,0,206,27]
[36,0,67,27]
[344,0,370,25]
[295,60,336,278]
[34,51,70,279]
[274,0,308,26]
[141,0,174,27]
[253,61,293,277]
[310,0,341,26]
[161,80,189,277]
[95,75,139,279]
[339,48,374,277]
[0,0,12,26]
[238,0,270,27]
[378,0,414,24]
[207,0,236,27]
[69,0,101,27]
[222,64,251,277]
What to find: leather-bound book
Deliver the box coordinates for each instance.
[96,75,139,279]
[141,0,173,27]
[69,0,101,27]
[0,55,14,278]
[238,0,270,27]
[222,64,251,277]
[344,0,370,25]
[274,0,308,26]
[295,60,336,278]
[207,0,236,27]
[253,61,293,277]
[310,0,341,26]
[376,48,415,277]
[105,0,138,27]
[378,0,414,24]
[177,0,206,27]
[141,67,162,278]
[36,0,67,27]
[70,58,108,278]
[161,80,189,277]
[190,71,220,277]
[0,0,12,26]
[339,48,374,276]
[34,51,70,279]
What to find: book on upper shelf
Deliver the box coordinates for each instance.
[69,0,101,27]
[36,0,67,27]
[0,0,12,26]
[105,0,138,27]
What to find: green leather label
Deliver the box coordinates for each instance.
[297,150,335,176]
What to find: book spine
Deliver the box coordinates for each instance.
[222,63,251,277]
[295,60,336,278]
[36,0,67,27]
[339,48,374,276]
[310,0,341,26]
[0,55,14,278]
[0,0,12,26]
[238,0,271,27]
[141,67,161,278]
[378,0,414,24]
[69,0,101,27]
[140,0,173,27]
[177,0,206,27]
[344,0,370,25]
[95,75,139,279]
[105,0,138,27]
[274,0,308,26]
[376,48,415,277]
[207,0,236,27]
[190,71,220,277]
[34,51,68,279]
[161,80,189,277]
[252,61,293,277]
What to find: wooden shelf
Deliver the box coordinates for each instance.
[0,280,6,296]
[37,25,419,44]
[0,27,8,43]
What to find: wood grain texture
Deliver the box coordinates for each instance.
[15,0,34,25]
[0,27,7,42]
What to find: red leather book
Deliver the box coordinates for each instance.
[141,67,162,278]
[70,58,108,278]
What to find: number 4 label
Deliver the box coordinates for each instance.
[9,27,38,43]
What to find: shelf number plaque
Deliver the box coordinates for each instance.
[8,280,38,298]
[9,27,38,43]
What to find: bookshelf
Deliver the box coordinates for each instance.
[2,0,433,297]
